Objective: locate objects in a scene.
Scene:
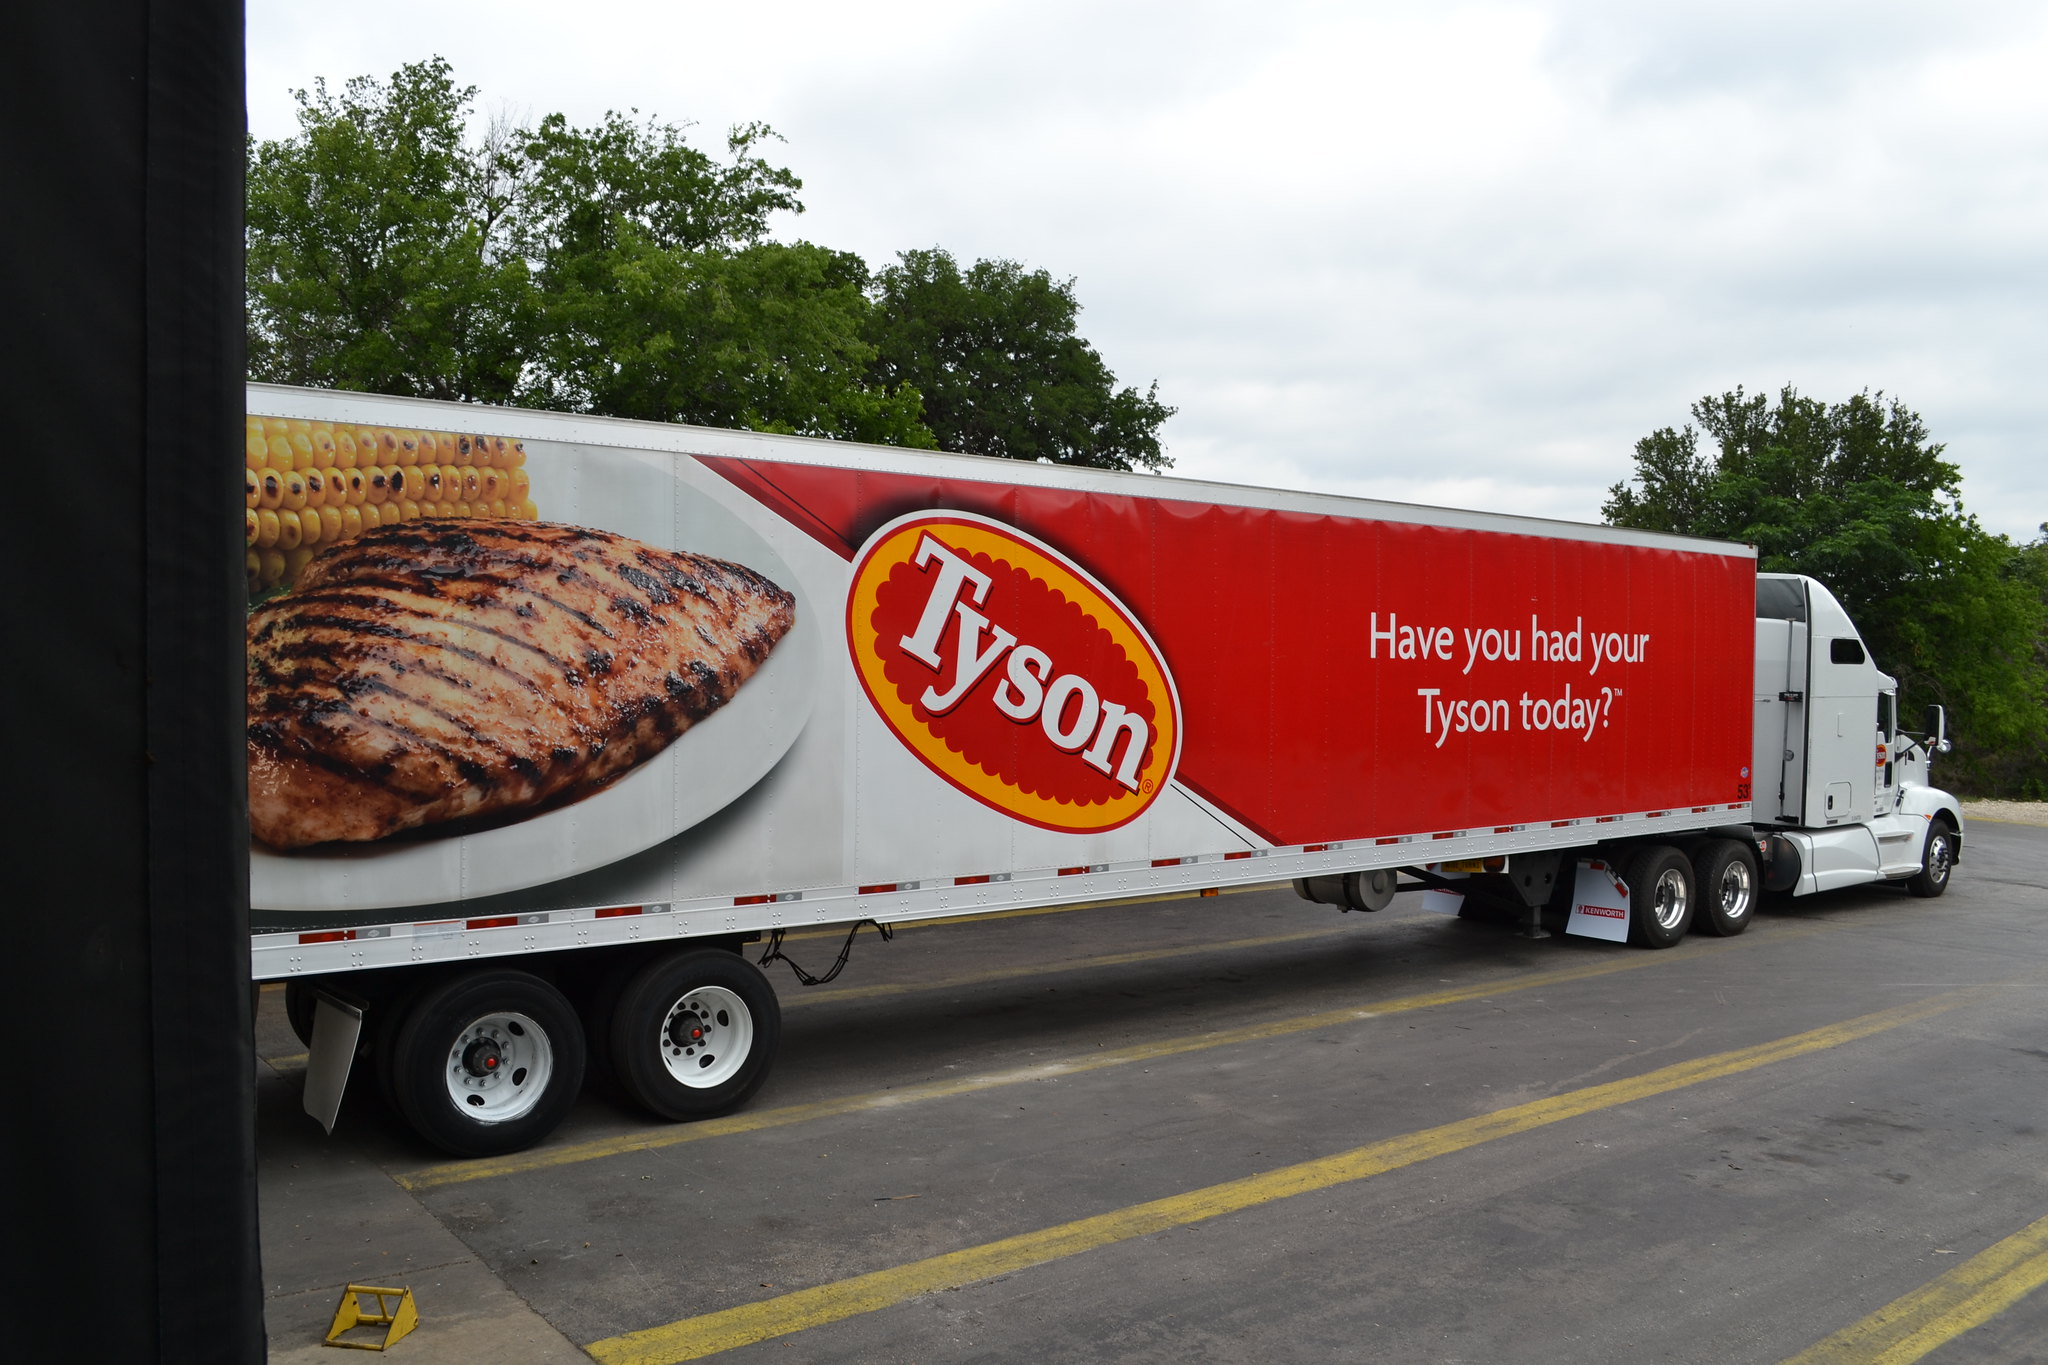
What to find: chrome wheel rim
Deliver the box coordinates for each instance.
[1718,859,1753,921]
[443,1011,553,1123]
[1653,867,1690,931]
[659,986,754,1089]
[1927,833,1953,886]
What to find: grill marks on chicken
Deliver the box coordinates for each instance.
[248,519,796,850]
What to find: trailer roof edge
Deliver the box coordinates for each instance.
[245,383,1757,560]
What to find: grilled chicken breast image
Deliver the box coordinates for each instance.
[248,519,796,850]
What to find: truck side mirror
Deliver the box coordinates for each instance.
[1922,704,1950,754]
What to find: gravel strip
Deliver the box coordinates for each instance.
[1960,799,2048,828]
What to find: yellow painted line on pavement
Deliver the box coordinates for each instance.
[583,990,1982,1364]
[1781,1208,2048,1365]
[394,952,1666,1192]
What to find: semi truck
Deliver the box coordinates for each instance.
[242,383,1965,1157]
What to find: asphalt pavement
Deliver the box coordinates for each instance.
[255,816,2048,1362]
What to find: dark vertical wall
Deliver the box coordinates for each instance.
[0,3,260,1360]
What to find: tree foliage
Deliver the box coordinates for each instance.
[531,235,931,444]
[246,58,1167,466]
[245,59,532,403]
[865,248,1175,470]
[1605,386,2047,791]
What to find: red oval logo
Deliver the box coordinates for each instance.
[846,512,1180,832]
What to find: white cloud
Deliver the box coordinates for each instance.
[247,0,2048,539]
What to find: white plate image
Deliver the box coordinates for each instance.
[250,454,817,914]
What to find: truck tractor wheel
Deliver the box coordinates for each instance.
[1907,818,1957,898]
[1624,845,1696,948]
[1690,839,1758,937]
[609,948,782,1122]
[388,969,586,1158]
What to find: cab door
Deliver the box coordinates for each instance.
[1873,690,1899,817]
[1801,587,1882,828]
[1753,616,1808,822]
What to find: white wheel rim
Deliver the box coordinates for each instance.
[442,1010,554,1123]
[1652,867,1690,931]
[659,985,754,1089]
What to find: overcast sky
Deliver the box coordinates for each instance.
[248,1,2047,541]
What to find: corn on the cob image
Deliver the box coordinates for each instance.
[244,415,538,593]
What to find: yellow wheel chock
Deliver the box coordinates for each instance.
[323,1284,419,1351]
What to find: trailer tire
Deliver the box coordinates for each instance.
[389,970,585,1158]
[1624,845,1695,948]
[284,978,376,1059]
[609,949,781,1122]
[283,979,317,1049]
[1907,818,1956,899]
[1691,839,1758,937]
[372,975,438,1116]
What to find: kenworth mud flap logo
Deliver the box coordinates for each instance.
[847,511,1181,833]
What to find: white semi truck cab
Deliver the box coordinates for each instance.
[1751,573,1962,898]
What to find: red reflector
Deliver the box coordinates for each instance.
[1552,820,1572,828]
[297,930,350,945]
[1303,843,1330,853]
[466,916,517,930]
[955,874,991,885]
[1199,888,1219,897]
[1224,851,1253,861]
[1152,858,1181,867]
[1596,816,1617,824]
[858,884,898,895]
[1493,826,1514,834]
[596,906,643,919]
[1432,831,1457,841]
[1058,866,1088,876]
[733,894,771,906]
[1375,837,1400,846]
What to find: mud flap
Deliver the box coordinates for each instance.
[1566,860,1630,942]
[302,990,364,1135]
[1419,868,1466,915]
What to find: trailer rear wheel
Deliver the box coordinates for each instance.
[389,970,585,1157]
[283,979,317,1049]
[1624,846,1695,948]
[1690,839,1758,937]
[1907,818,1956,898]
[609,949,781,1122]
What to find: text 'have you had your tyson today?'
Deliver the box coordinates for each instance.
[1370,613,1653,748]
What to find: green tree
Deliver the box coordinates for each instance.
[247,61,1169,465]
[865,248,1175,471]
[245,57,533,403]
[1605,386,2047,791]
[246,58,922,441]
[531,234,931,445]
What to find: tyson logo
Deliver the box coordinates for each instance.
[847,512,1181,833]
